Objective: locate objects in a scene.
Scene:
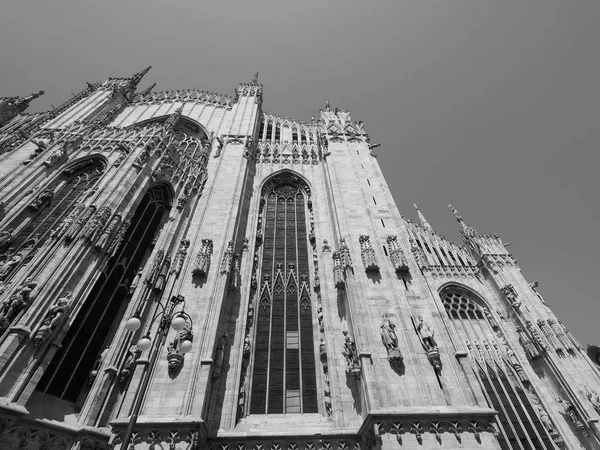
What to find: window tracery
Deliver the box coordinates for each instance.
[440,285,557,450]
[248,173,317,415]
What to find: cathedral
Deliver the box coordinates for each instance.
[0,67,599,450]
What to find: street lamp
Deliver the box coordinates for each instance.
[119,294,193,449]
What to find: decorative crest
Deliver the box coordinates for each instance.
[251,72,259,84]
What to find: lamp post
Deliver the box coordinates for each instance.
[119,294,193,449]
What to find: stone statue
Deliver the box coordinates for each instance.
[529,281,546,304]
[88,347,109,385]
[33,292,73,345]
[0,251,23,279]
[380,314,398,350]
[416,315,436,350]
[0,277,37,329]
[342,332,361,378]
[0,229,13,251]
[119,345,141,382]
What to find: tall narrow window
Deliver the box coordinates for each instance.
[250,173,317,414]
[440,286,554,450]
[1,158,105,272]
[37,184,171,405]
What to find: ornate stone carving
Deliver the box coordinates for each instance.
[416,315,442,372]
[0,277,37,331]
[340,237,352,267]
[28,189,53,210]
[516,326,542,359]
[229,253,240,291]
[409,238,428,269]
[33,292,73,345]
[342,332,361,378]
[43,145,67,167]
[529,280,546,304]
[321,239,331,252]
[526,320,547,352]
[547,318,572,352]
[220,240,234,274]
[537,318,562,352]
[192,239,213,276]
[171,239,190,276]
[95,214,121,250]
[0,251,23,280]
[65,205,95,241]
[154,255,171,291]
[556,397,587,435]
[51,203,84,239]
[212,333,228,380]
[500,284,521,309]
[380,314,403,368]
[107,219,130,257]
[82,206,111,241]
[119,344,141,382]
[0,228,13,251]
[88,347,109,385]
[167,322,193,376]
[146,249,165,284]
[332,251,345,290]
[536,407,565,448]
[387,235,408,273]
[359,234,378,271]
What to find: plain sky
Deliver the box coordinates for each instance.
[1,1,599,345]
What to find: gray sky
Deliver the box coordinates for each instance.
[2,1,599,345]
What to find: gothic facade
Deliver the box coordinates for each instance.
[0,69,599,450]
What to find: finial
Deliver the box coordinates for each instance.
[129,66,152,88]
[447,204,477,238]
[413,204,432,230]
[140,83,157,97]
[324,100,331,111]
[163,104,184,133]
[251,72,259,84]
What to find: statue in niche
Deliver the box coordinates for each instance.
[585,389,600,415]
[119,344,141,383]
[381,314,403,366]
[0,251,23,280]
[0,277,37,331]
[0,229,14,251]
[167,323,192,374]
[243,334,251,358]
[416,315,436,350]
[417,315,442,372]
[342,332,361,378]
[33,292,73,345]
[556,397,587,434]
[88,347,109,385]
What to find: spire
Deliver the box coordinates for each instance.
[251,72,259,85]
[12,90,45,110]
[140,83,156,97]
[129,66,152,88]
[413,204,432,230]
[163,104,184,134]
[448,204,477,239]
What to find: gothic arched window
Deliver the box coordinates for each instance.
[0,158,105,280]
[439,285,555,450]
[36,184,171,405]
[249,173,317,414]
